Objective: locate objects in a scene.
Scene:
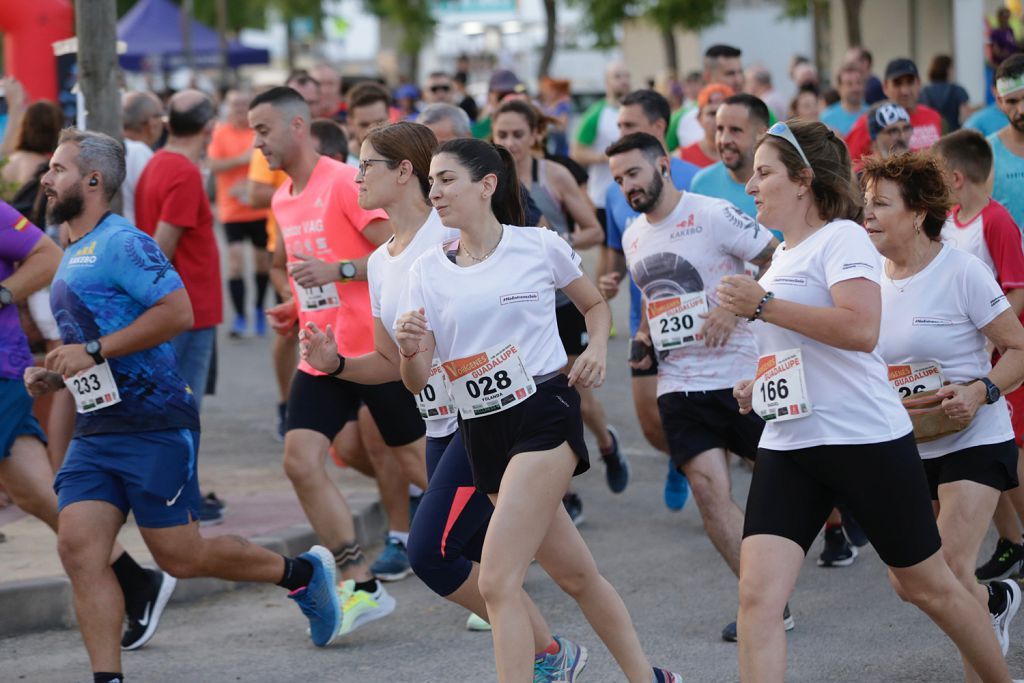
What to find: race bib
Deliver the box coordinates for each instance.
[888,361,945,399]
[752,349,812,422]
[298,283,340,312]
[67,362,122,414]
[416,360,457,421]
[443,342,536,419]
[647,291,708,351]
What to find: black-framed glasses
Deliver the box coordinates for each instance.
[357,158,394,176]
[767,121,813,174]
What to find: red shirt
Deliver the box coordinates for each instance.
[135,150,223,329]
[845,104,943,164]
[679,142,716,169]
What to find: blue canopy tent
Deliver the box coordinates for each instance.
[117,0,270,72]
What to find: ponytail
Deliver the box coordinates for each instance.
[434,138,526,226]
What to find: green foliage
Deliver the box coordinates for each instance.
[568,0,725,47]
[363,0,436,56]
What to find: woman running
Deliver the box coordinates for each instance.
[716,119,1010,681]
[864,151,1024,665]
[299,122,589,681]
[492,99,631,497]
[394,137,680,682]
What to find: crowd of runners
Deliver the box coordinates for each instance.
[2,29,1024,683]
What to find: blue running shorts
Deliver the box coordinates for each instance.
[0,379,47,460]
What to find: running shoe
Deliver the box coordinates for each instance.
[534,635,587,682]
[562,492,584,526]
[121,569,177,650]
[993,578,1022,655]
[370,537,412,582]
[722,604,794,642]
[466,612,492,631]
[839,506,869,548]
[287,545,342,647]
[977,538,1024,582]
[254,307,267,336]
[229,314,247,338]
[336,579,396,638]
[600,425,630,494]
[652,667,683,682]
[817,526,858,567]
[664,460,689,512]
[198,492,225,527]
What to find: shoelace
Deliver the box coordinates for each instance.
[532,658,563,683]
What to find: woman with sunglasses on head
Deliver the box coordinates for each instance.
[717,120,1010,681]
[299,123,589,680]
[863,151,1024,668]
[394,137,681,683]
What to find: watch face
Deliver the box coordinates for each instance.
[342,263,357,278]
[86,341,99,354]
[0,289,12,305]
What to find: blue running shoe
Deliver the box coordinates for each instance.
[288,545,341,647]
[254,308,267,336]
[664,460,689,511]
[370,537,412,582]
[534,635,588,682]
[230,314,247,338]
[600,425,630,494]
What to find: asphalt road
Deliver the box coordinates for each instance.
[3,261,1022,682]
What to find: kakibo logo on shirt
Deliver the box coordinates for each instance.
[68,240,98,265]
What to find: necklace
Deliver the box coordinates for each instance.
[885,244,938,293]
[461,226,503,263]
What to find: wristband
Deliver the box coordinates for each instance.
[328,354,346,377]
[750,291,774,321]
[399,347,423,360]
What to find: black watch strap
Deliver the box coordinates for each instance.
[85,340,105,365]
[975,377,1000,405]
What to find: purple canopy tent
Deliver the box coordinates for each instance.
[117,0,269,72]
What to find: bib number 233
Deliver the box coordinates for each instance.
[67,362,122,414]
[752,349,811,422]
[443,342,536,419]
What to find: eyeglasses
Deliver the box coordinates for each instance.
[357,158,393,176]
[767,122,813,174]
[430,84,451,93]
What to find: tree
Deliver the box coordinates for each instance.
[77,0,122,139]
[539,0,557,80]
[363,0,435,81]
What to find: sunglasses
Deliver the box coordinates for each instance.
[767,121,813,174]
[430,84,451,93]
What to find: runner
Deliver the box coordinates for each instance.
[669,44,746,152]
[299,121,589,680]
[31,129,341,681]
[678,84,732,169]
[598,90,701,512]
[865,150,1024,662]
[988,54,1024,231]
[716,119,1009,681]
[607,131,780,641]
[493,99,630,498]
[819,64,868,137]
[249,86,428,632]
[394,137,681,682]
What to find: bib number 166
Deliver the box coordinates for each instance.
[758,377,789,402]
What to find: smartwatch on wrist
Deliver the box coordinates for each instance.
[338,261,357,282]
[973,377,1001,405]
[0,286,13,308]
[85,339,104,365]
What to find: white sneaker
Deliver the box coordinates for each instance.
[466,612,491,631]
[993,578,1022,655]
[336,580,396,638]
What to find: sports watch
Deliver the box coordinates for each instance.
[85,339,104,365]
[973,377,1001,405]
[0,286,13,307]
[338,260,357,282]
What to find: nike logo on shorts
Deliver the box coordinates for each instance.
[166,485,185,507]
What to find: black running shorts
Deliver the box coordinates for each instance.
[224,219,269,249]
[921,440,1019,501]
[657,389,764,468]
[459,374,590,494]
[743,432,942,569]
[285,370,425,447]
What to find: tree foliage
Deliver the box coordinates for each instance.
[568,0,725,47]
[362,0,436,58]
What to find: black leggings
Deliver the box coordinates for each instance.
[407,431,493,596]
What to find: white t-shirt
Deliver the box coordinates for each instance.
[123,139,154,225]
[585,106,621,209]
[753,220,912,449]
[403,225,583,377]
[622,192,774,395]
[368,209,457,438]
[877,245,1014,458]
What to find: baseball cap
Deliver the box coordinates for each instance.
[395,83,420,101]
[488,69,525,94]
[884,58,919,82]
[868,102,911,140]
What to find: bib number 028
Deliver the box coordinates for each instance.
[465,370,512,398]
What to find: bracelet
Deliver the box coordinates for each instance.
[750,291,775,321]
[328,354,346,376]
[399,347,424,360]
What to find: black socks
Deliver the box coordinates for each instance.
[989,581,1009,616]
[111,552,151,601]
[228,278,245,318]
[94,673,123,683]
[278,556,315,591]
[354,578,379,595]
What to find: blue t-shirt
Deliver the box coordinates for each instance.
[605,157,700,335]
[690,163,774,232]
[965,106,1010,137]
[820,102,868,136]
[50,213,199,437]
[988,133,1024,236]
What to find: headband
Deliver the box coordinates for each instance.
[997,74,1024,97]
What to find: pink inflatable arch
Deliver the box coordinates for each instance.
[1,1,74,101]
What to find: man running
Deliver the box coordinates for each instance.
[30,128,341,682]
[607,132,780,641]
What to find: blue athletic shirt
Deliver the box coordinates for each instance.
[988,132,1024,237]
[605,157,700,335]
[50,213,200,437]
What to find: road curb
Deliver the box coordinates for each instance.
[0,498,385,638]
